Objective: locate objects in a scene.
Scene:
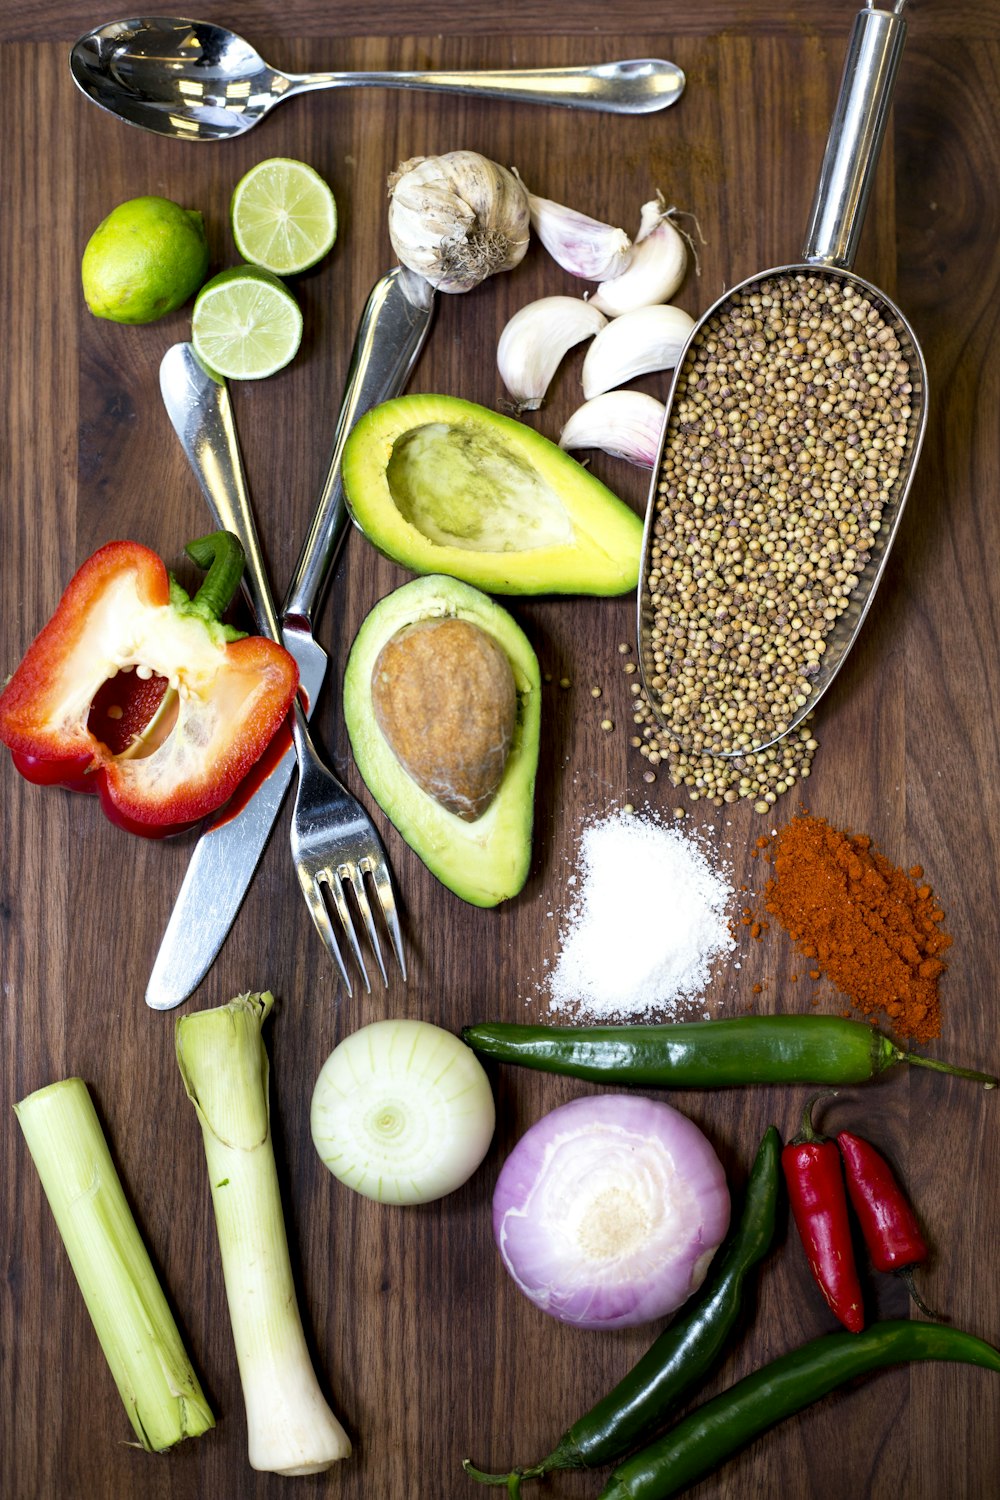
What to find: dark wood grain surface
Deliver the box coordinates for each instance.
[2,4,999,1498]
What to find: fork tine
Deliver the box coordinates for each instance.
[367,858,408,983]
[295,864,353,997]
[346,865,389,988]
[325,873,372,995]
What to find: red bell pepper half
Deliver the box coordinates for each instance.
[0,531,298,837]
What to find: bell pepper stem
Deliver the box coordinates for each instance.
[184,530,247,621]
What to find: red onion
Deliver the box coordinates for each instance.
[492,1093,730,1329]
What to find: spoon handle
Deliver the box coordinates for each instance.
[282,58,685,115]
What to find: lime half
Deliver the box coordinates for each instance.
[191,267,303,380]
[231,158,338,275]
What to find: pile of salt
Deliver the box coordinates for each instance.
[547,810,735,1021]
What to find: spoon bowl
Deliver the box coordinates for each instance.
[70,17,686,141]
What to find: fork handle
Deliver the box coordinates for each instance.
[281,266,436,628]
[159,343,285,645]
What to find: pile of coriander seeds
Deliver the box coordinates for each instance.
[636,269,914,807]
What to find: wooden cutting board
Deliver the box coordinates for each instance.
[2,4,999,1498]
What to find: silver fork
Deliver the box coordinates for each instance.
[160,276,432,989]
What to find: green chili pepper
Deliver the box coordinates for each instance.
[462,1016,998,1090]
[598,1320,1000,1499]
[463,1128,781,1496]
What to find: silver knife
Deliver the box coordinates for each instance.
[146,267,435,1010]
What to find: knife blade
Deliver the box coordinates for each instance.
[146,268,435,1009]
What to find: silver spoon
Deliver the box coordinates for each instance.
[70,16,686,141]
[637,0,927,760]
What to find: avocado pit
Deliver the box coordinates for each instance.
[371,616,517,822]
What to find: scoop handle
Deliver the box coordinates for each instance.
[802,1,908,269]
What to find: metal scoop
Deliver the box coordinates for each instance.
[69,16,686,141]
[637,0,927,758]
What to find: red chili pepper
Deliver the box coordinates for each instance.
[782,1095,865,1333]
[837,1130,936,1316]
[0,531,298,837]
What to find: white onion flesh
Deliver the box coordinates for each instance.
[492,1093,730,1329]
[310,1019,495,1205]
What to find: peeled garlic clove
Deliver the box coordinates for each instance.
[387,151,531,294]
[589,201,688,316]
[581,304,695,399]
[559,392,666,468]
[498,296,608,411]
[525,190,633,282]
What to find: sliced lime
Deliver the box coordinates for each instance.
[191,267,303,381]
[231,157,338,276]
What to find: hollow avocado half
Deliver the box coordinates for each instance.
[343,574,541,908]
[340,393,643,596]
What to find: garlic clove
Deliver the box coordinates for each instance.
[387,151,531,294]
[581,304,695,399]
[524,189,633,282]
[559,392,666,468]
[589,200,688,316]
[498,296,608,412]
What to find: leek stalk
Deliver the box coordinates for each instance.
[175,990,351,1475]
[13,1077,215,1452]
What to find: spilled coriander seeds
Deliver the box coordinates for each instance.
[624,651,818,810]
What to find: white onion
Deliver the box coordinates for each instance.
[492,1093,730,1329]
[310,1019,495,1205]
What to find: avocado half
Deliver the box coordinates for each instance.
[340,393,643,595]
[343,574,541,907]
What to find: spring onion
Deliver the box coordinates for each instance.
[310,1018,496,1204]
[492,1093,730,1329]
[14,1076,214,1452]
[175,991,351,1475]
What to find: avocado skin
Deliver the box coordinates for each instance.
[341,393,643,596]
[344,575,540,907]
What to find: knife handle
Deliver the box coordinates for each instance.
[281,266,435,628]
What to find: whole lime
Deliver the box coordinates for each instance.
[82,196,210,324]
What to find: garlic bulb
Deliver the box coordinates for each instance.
[559,392,666,468]
[387,151,531,294]
[524,189,633,281]
[498,296,607,411]
[589,199,688,316]
[581,304,695,398]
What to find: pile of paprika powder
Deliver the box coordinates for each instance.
[757,814,951,1043]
